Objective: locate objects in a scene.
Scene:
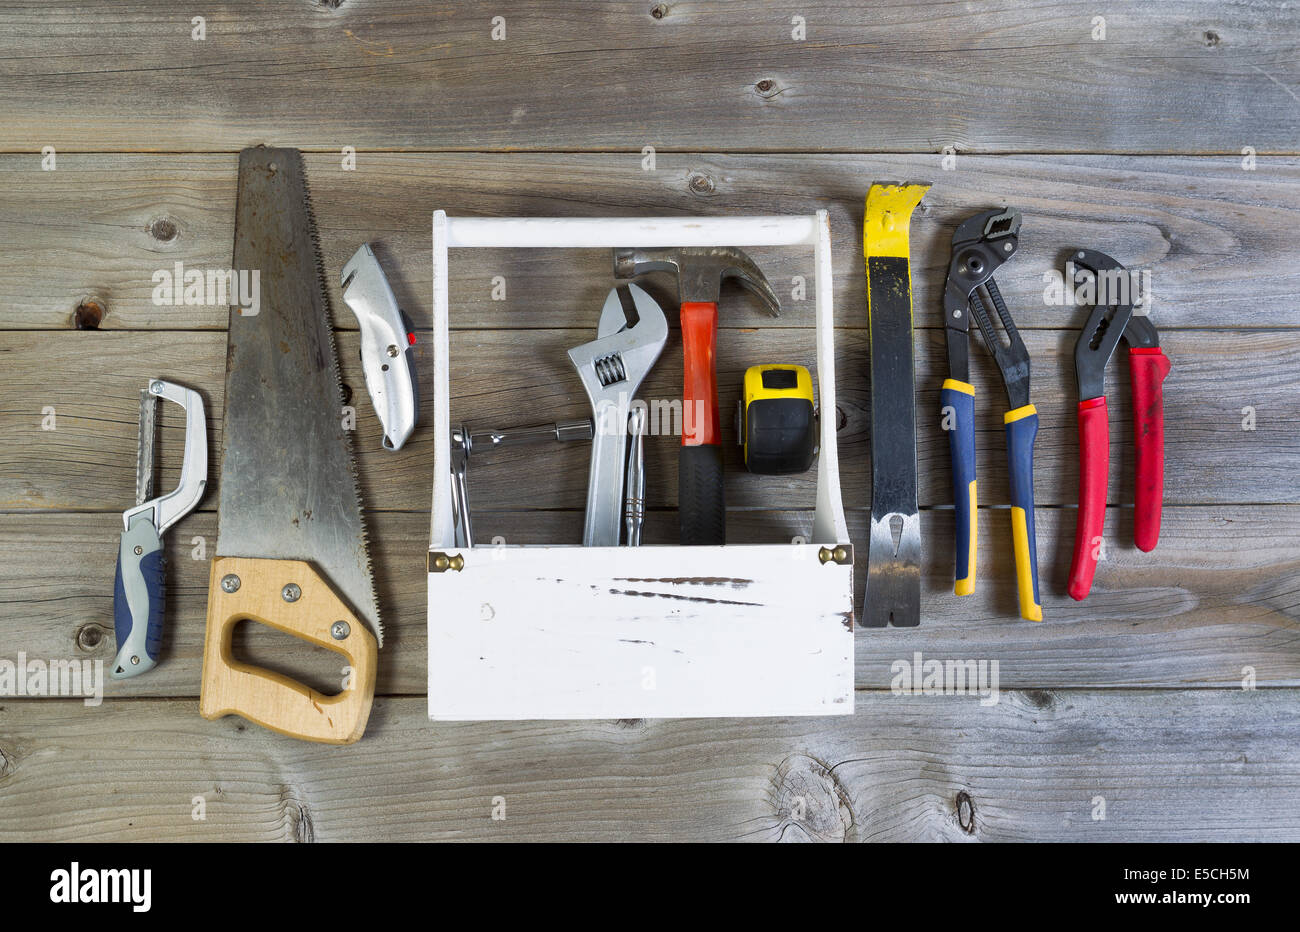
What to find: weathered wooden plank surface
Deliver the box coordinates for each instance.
[3,328,1295,512]
[4,505,1296,695]
[1,2,1296,154]
[3,153,1298,331]
[1,690,1295,842]
[3,1,1297,844]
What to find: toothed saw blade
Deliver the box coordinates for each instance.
[216,147,382,646]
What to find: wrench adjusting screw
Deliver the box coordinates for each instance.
[594,353,627,387]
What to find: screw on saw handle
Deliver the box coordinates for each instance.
[1004,405,1042,621]
[1068,397,1110,601]
[941,379,978,597]
[111,516,165,679]
[1129,347,1171,553]
[679,300,725,544]
[200,556,378,745]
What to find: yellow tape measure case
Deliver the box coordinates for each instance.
[741,364,817,474]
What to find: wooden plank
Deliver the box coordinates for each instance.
[3,506,1296,696]
[3,152,1299,331]
[2,328,1295,512]
[1,3,1296,154]
[1,690,1296,841]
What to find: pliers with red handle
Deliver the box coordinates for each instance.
[1067,249,1171,601]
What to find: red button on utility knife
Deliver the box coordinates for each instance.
[1067,249,1171,601]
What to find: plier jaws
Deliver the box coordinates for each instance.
[940,207,1041,621]
[943,208,1021,378]
[1067,250,1172,601]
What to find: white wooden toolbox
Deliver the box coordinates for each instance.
[427,212,854,720]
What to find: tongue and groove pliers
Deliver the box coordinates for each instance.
[1066,249,1171,601]
[941,208,1041,621]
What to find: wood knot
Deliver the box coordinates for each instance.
[1204,30,1221,48]
[76,623,107,652]
[73,298,105,330]
[686,171,716,196]
[955,790,976,834]
[0,745,14,780]
[768,753,854,842]
[614,718,644,729]
[754,79,780,99]
[834,405,848,431]
[148,216,179,243]
[1022,689,1056,711]
[650,3,668,19]
[280,786,316,843]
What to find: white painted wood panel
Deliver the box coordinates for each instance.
[428,544,855,720]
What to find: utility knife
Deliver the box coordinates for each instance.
[341,243,418,451]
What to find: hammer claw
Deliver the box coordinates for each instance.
[613,246,780,316]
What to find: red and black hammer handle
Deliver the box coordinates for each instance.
[679,300,726,545]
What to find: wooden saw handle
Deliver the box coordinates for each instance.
[200,556,378,745]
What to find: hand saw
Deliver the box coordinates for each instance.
[863,183,929,628]
[200,147,381,745]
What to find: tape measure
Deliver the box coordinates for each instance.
[739,364,817,474]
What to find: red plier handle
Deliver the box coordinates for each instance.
[1068,397,1110,601]
[1068,346,1170,600]
[1130,347,1171,552]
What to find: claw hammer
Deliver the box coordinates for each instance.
[614,247,779,545]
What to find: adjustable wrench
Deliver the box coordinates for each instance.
[568,283,667,546]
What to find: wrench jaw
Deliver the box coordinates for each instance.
[568,285,668,547]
